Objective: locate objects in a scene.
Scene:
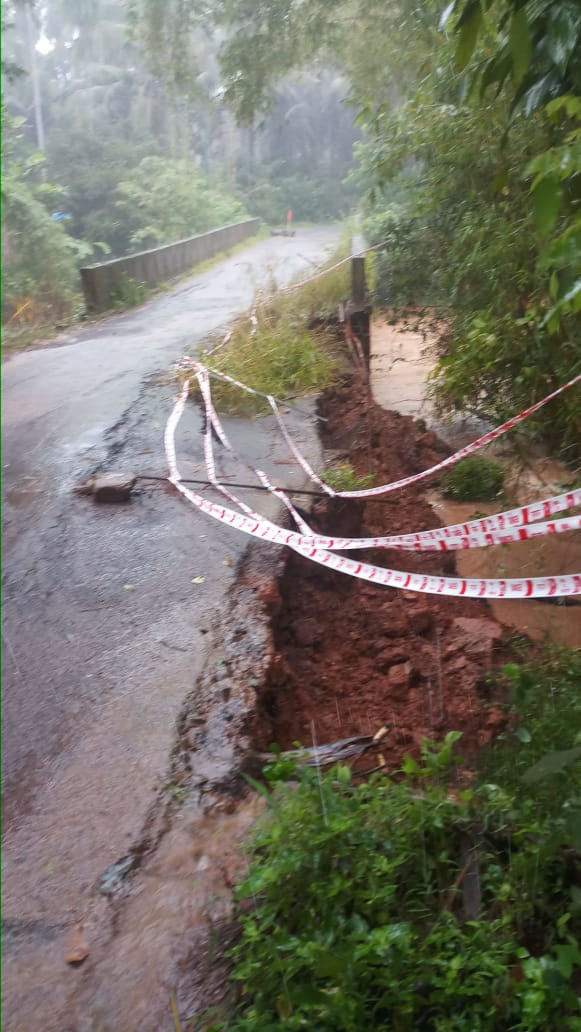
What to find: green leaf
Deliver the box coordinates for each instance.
[510,8,531,85]
[492,167,508,193]
[546,94,581,121]
[546,3,581,72]
[314,950,347,978]
[562,278,581,312]
[439,1,457,32]
[553,943,581,980]
[522,745,581,785]
[455,3,483,71]
[275,995,292,1020]
[532,179,562,237]
[520,72,562,118]
[515,726,532,744]
[243,773,274,803]
[479,50,512,98]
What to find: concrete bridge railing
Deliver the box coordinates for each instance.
[80,218,260,312]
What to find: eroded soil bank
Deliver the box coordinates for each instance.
[253,368,513,771]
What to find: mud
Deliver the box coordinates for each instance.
[255,370,512,770]
[370,311,581,650]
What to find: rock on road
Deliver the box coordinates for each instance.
[1,225,341,1029]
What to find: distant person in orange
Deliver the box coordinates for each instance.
[287,209,293,226]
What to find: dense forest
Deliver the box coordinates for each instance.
[2,0,580,453]
[1,0,360,336]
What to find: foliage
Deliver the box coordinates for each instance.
[110,274,150,309]
[359,60,580,459]
[479,647,581,834]
[208,0,581,461]
[195,240,351,413]
[321,463,375,493]
[115,156,248,251]
[442,0,581,338]
[197,318,336,417]
[215,0,434,125]
[2,0,361,350]
[240,169,357,226]
[1,110,83,330]
[232,70,361,223]
[441,456,505,501]
[45,122,156,257]
[213,731,581,1030]
[443,0,581,112]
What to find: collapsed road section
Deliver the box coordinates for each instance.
[176,364,515,794]
[47,351,529,1031]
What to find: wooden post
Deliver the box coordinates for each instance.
[351,255,366,306]
[347,234,371,372]
[351,233,367,305]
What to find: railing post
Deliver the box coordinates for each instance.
[345,234,371,374]
[351,233,367,306]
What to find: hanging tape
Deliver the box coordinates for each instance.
[165,381,581,598]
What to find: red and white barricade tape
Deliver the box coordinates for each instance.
[188,360,580,500]
[165,381,581,598]
[195,365,314,534]
[191,362,581,551]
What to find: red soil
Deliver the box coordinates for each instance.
[262,370,512,770]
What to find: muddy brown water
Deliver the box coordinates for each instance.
[371,312,581,651]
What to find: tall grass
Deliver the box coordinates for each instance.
[190,237,353,414]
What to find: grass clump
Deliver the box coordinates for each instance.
[321,462,375,492]
[192,237,353,414]
[199,322,337,415]
[111,274,150,310]
[441,455,505,501]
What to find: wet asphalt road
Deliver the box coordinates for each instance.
[1,226,340,1029]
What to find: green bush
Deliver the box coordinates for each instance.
[361,61,581,463]
[479,647,581,831]
[115,157,248,252]
[214,732,581,1030]
[2,180,82,327]
[321,462,375,492]
[110,274,150,309]
[441,456,505,502]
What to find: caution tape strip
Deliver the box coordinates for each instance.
[193,361,580,500]
[194,361,581,551]
[264,239,388,298]
[185,359,581,538]
[165,381,581,598]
